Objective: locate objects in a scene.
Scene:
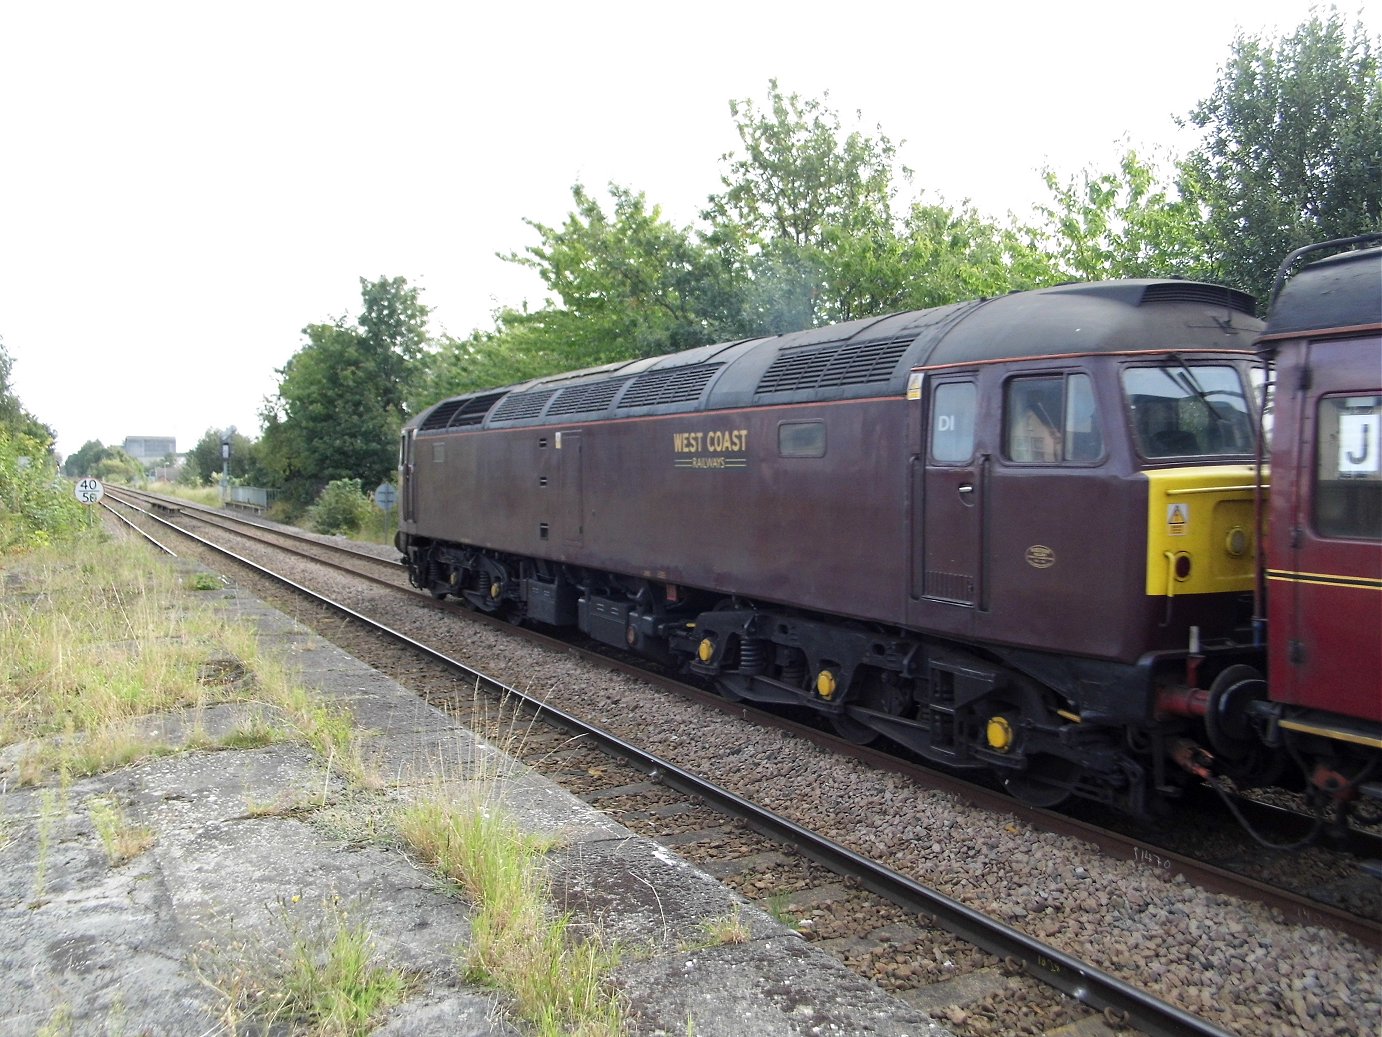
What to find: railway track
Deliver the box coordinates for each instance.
[102,487,1380,1036]
[106,486,1382,934]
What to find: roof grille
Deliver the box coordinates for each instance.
[754,335,914,396]
[419,391,507,431]
[618,364,723,409]
[419,399,466,431]
[491,389,558,422]
[1142,282,1256,316]
[547,376,633,416]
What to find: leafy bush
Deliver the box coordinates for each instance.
[306,479,372,536]
[0,427,86,552]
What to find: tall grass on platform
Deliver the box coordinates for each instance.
[0,536,360,783]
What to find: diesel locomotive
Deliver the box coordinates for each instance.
[397,274,1283,816]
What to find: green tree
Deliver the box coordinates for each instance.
[92,448,146,485]
[357,275,432,421]
[265,321,396,503]
[896,202,1044,309]
[264,277,432,506]
[704,80,907,330]
[184,427,255,487]
[0,338,54,448]
[0,425,83,551]
[502,183,742,366]
[0,339,79,549]
[305,478,373,535]
[62,440,108,478]
[1180,9,1382,304]
[1026,149,1217,283]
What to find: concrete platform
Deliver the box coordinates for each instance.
[0,583,947,1036]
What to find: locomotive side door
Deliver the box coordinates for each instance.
[911,375,984,631]
[555,429,584,547]
[399,429,416,523]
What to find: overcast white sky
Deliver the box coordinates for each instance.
[2,1,1375,459]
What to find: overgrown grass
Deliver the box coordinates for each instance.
[4,532,624,1035]
[687,905,750,950]
[399,798,626,1037]
[87,794,156,865]
[198,895,413,1037]
[0,538,362,784]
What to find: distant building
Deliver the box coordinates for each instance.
[123,436,177,463]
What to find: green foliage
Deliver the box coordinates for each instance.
[184,427,256,488]
[306,479,372,536]
[92,448,146,485]
[704,79,908,330]
[0,339,84,549]
[0,425,85,552]
[1026,149,1217,283]
[264,278,429,504]
[0,340,55,447]
[358,275,432,415]
[1180,9,1382,305]
[505,183,742,364]
[60,441,145,483]
[61,440,106,478]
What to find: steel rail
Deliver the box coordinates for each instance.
[110,485,405,570]
[104,487,1382,950]
[109,496,1245,1037]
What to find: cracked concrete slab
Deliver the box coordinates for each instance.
[0,574,945,1037]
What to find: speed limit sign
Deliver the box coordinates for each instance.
[75,478,104,504]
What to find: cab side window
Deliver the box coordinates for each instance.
[930,382,977,463]
[1004,373,1103,463]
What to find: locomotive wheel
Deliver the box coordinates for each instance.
[831,710,878,745]
[717,674,748,702]
[1003,754,1079,808]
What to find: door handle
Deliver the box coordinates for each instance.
[958,484,974,494]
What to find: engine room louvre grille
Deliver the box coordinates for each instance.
[1141,282,1256,316]
[547,376,632,416]
[419,399,467,431]
[618,363,723,408]
[754,336,914,395]
[446,391,507,428]
[491,389,558,422]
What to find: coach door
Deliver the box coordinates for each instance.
[911,376,983,629]
[1272,337,1382,722]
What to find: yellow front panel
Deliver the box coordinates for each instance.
[1143,465,1265,596]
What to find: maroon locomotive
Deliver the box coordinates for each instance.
[1248,237,1381,808]
[398,277,1273,816]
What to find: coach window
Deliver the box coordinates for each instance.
[930,382,977,463]
[778,420,826,458]
[1005,373,1103,463]
[1314,394,1382,540]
